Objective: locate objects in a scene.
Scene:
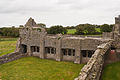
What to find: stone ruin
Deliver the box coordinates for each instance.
[14,18,113,64]
[1,15,120,80]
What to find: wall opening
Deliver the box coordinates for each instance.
[31,46,40,52]
[62,48,75,56]
[21,44,27,53]
[81,50,94,58]
[45,47,56,54]
[111,46,116,50]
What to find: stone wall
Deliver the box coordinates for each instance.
[75,41,112,80]
[102,32,113,39]
[18,25,111,64]
[0,52,26,64]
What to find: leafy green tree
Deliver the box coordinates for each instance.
[100,24,113,32]
[75,24,85,35]
[47,25,67,34]
[85,24,96,34]
[75,24,96,35]
[19,25,24,28]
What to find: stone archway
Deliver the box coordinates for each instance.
[20,44,27,54]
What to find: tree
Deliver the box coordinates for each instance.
[0,27,19,37]
[75,24,96,35]
[84,24,96,34]
[37,23,46,28]
[19,25,24,28]
[100,24,113,32]
[75,24,85,35]
[47,25,67,34]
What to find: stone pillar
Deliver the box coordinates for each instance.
[71,49,73,56]
[54,48,56,54]
[27,45,31,56]
[40,32,46,59]
[74,40,81,64]
[56,34,62,61]
[67,49,68,56]
[50,48,52,54]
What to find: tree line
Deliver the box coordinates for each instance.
[47,24,114,35]
[0,24,114,37]
[0,26,19,37]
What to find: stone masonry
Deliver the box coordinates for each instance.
[16,18,113,64]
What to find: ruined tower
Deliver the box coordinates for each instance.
[25,17,39,27]
[113,15,120,35]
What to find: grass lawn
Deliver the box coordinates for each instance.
[102,62,120,80]
[67,29,76,34]
[0,38,17,56]
[0,57,84,80]
[67,28,102,35]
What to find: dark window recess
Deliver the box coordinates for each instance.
[82,50,87,57]
[48,48,50,53]
[68,49,71,56]
[37,47,39,52]
[51,48,54,54]
[82,52,87,57]
[31,46,40,52]
[21,44,27,53]
[62,49,75,56]
[81,50,94,58]
[88,51,93,58]
[62,49,67,55]
[111,47,116,50]
[45,47,56,54]
[73,50,75,56]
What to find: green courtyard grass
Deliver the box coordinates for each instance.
[0,57,84,80]
[0,38,17,56]
[0,37,84,80]
[102,62,120,80]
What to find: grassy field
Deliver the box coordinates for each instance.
[0,38,17,56]
[0,57,84,80]
[102,62,120,80]
[67,28,101,35]
[67,29,76,34]
[95,28,101,32]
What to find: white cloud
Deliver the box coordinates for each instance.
[0,0,120,27]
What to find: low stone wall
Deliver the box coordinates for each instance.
[75,41,112,80]
[102,32,113,39]
[0,52,26,64]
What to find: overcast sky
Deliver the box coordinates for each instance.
[0,0,120,27]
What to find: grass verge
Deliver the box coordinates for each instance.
[0,38,17,56]
[102,62,120,80]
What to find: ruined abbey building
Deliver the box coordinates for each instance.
[15,17,116,64]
